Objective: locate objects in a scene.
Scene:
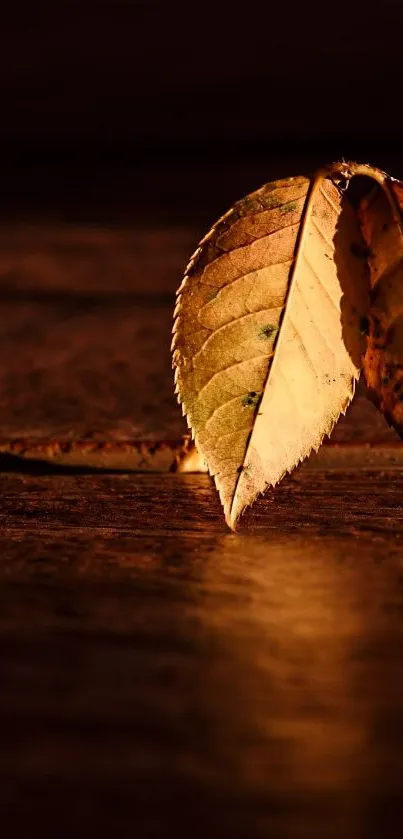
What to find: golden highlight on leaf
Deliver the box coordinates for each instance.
[173,165,370,528]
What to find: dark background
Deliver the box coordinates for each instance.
[2,0,403,225]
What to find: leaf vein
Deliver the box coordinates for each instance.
[199,258,293,292]
[193,309,278,362]
[196,355,269,398]
[319,184,340,214]
[205,395,249,428]
[301,252,340,312]
[310,216,335,250]
[289,318,320,379]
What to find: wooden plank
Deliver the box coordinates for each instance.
[1,471,403,837]
[0,225,196,294]
[0,222,401,839]
[0,299,180,441]
[0,224,399,458]
[0,471,402,539]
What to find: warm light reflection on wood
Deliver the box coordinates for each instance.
[188,535,367,807]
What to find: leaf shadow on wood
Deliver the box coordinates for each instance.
[0,452,151,476]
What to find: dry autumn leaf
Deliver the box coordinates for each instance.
[356,165,403,434]
[173,163,370,528]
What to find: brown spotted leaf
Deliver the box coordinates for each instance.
[357,165,403,434]
[173,166,369,528]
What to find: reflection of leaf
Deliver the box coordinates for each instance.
[358,167,403,435]
[173,165,369,528]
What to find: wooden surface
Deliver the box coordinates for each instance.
[0,222,398,451]
[2,222,403,838]
[2,472,403,838]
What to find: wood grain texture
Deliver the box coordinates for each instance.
[1,472,403,838]
[1,470,403,538]
[0,218,402,836]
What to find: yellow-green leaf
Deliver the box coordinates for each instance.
[173,166,369,528]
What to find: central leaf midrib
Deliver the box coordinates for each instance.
[228,173,325,521]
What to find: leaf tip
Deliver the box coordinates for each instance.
[225,491,246,531]
[225,507,239,532]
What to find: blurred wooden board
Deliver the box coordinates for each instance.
[0,225,189,443]
[0,224,398,470]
